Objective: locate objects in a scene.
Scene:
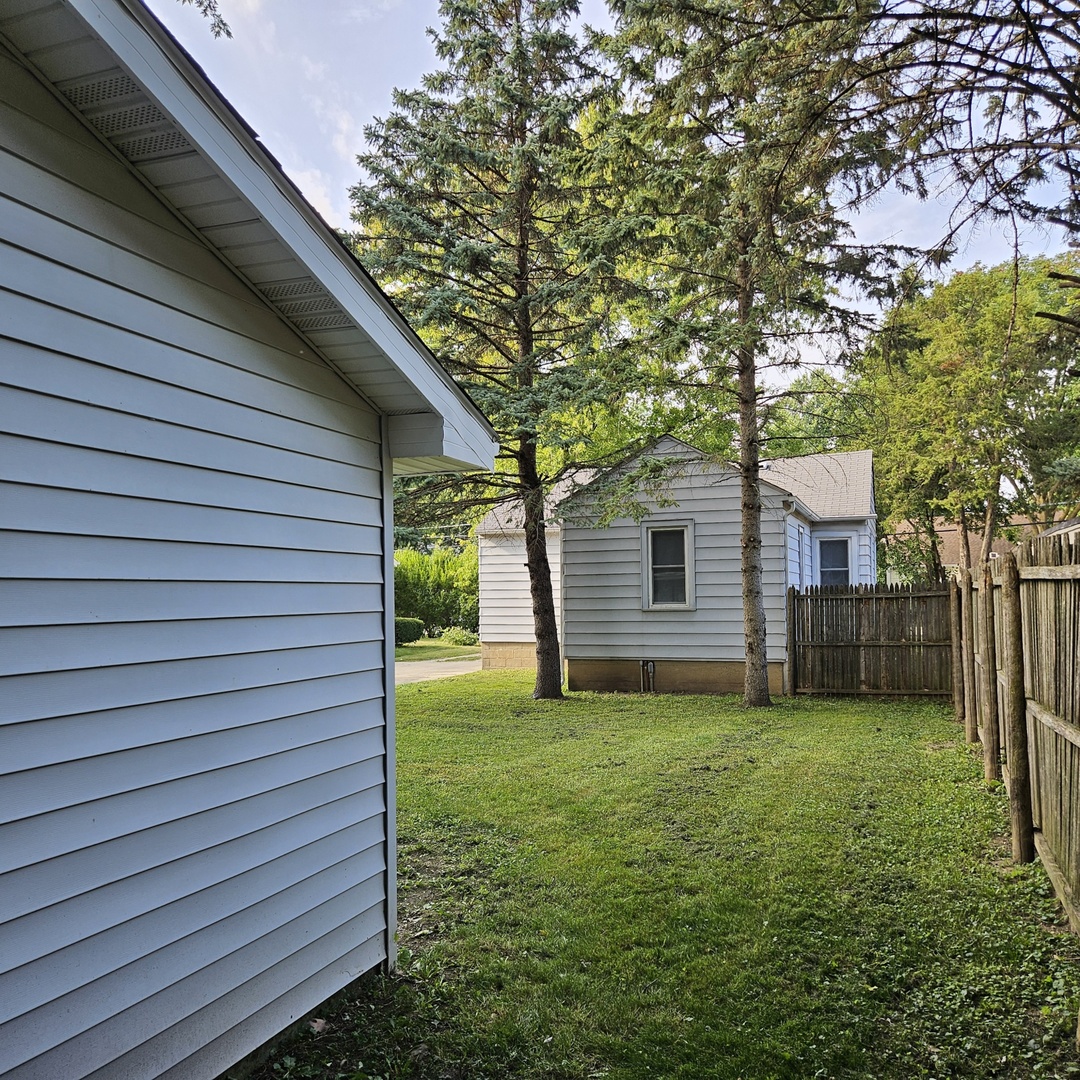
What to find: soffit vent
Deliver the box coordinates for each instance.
[292,312,355,331]
[260,281,353,331]
[61,72,141,109]
[261,280,326,302]
[114,129,193,160]
[92,101,168,135]
[60,71,193,161]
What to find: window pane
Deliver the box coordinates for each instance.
[651,529,686,604]
[819,539,849,586]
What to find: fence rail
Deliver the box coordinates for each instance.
[788,582,954,696]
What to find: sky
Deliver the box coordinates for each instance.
[144,0,1067,269]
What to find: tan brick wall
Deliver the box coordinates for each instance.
[481,642,539,670]
[567,658,786,695]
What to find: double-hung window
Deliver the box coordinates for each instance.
[643,522,695,609]
[818,537,851,587]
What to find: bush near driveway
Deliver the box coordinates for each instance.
[245,675,1080,1080]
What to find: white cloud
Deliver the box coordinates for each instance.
[300,54,327,82]
[342,0,406,25]
[289,166,352,228]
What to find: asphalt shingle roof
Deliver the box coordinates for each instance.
[760,449,875,519]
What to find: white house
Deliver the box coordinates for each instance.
[478,437,876,691]
[0,3,496,1079]
[476,499,563,670]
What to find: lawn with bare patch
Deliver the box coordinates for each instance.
[243,673,1080,1080]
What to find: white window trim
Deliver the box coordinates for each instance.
[641,520,696,610]
[817,534,853,587]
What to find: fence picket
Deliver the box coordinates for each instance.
[792,581,952,696]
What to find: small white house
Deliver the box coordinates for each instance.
[476,499,563,670]
[0,3,496,1079]
[478,437,876,691]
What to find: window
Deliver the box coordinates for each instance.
[642,523,695,609]
[819,538,850,587]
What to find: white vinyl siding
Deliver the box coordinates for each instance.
[562,465,789,662]
[785,517,813,590]
[0,52,390,1080]
[478,528,562,643]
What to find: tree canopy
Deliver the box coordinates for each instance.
[351,0,645,698]
[864,254,1080,574]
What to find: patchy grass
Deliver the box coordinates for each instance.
[394,639,481,663]
[245,673,1080,1080]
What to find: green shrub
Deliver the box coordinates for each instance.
[439,626,479,646]
[394,544,479,633]
[394,617,425,645]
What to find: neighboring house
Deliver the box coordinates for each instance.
[477,500,563,670]
[0,4,496,1079]
[477,437,876,690]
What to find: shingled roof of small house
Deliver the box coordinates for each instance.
[760,450,875,520]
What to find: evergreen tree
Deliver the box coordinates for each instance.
[351,0,635,699]
[608,0,909,705]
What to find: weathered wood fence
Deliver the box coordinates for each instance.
[960,533,1080,925]
[787,582,954,696]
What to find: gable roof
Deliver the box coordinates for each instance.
[1,0,497,475]
[760,450,875,520]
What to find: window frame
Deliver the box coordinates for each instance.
[641,520,696,611]
[817,535,853,588]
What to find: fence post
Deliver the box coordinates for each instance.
[960,569,978,743]
[1001,551,1035,864]
[949,577,965,728]
[980,561,1001,782]
[786,586,797,697]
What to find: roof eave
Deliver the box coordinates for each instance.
[62,0,497,472]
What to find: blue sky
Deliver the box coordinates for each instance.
[145,0,1065,267]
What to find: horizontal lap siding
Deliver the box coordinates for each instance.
[1,57,389,1080]
[479,530,562,642]
[562,481,788,661]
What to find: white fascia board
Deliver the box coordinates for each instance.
[68,0,497,472]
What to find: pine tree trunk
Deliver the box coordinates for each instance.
[957,508,972,572]
[736,256,771,708]
[522,477,564,700]
[978,479,1000,565]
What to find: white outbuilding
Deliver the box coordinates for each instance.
[478,437,876,691]
[0,3,496,1078]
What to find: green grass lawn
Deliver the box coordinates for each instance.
[394,639,481,663]
[250,673,1080,1080]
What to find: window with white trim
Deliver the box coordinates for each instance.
[819,537,851,587]
[642,523,695,609]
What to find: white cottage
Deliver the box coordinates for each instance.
[477,437,875,690]
[0,3,497,1079]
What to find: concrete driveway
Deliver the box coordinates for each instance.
[394,657,482,685]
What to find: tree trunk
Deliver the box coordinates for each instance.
[736,254,771,708]
[957,508,972,572]
[521,462,563,700]
[978,482,1000,565]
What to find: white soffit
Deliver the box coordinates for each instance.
[0,0,497,474]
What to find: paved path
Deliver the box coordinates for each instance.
[394,657,482,685]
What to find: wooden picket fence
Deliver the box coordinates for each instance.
[960,533,1080,925]
[787,582,955,696]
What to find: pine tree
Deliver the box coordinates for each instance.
[351,0,632,699]
[609,0,908,706]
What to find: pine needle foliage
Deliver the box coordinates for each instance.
[351,0,644,699]
[603,0,919,705]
